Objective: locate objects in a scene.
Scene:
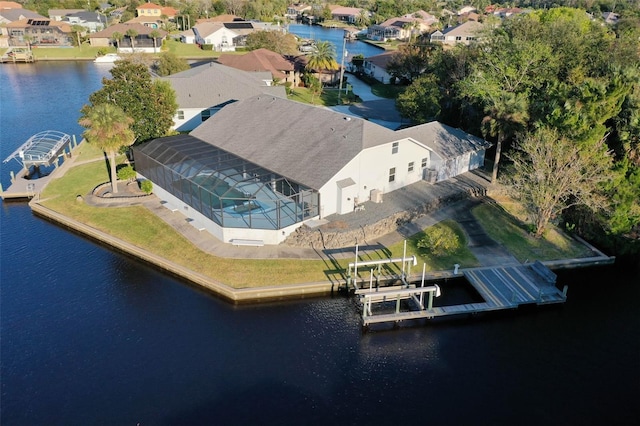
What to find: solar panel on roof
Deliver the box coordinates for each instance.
[223,22,253,29]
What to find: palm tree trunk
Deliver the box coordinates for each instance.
[491,133,504,184]
[109,150,118,193]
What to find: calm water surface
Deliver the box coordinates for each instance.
[1,62,638,426]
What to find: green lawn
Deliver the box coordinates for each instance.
[473,203,592,262]
[31,45,113,59]
[289,87,360,106]
[38,142,592,288]
[370,83,406,99]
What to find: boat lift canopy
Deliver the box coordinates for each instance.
[3,130,71,168]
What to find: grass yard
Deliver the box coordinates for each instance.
[38,142,592,289]
[473,202,592,262]
[289,87,360,106]
[31,45,113,60]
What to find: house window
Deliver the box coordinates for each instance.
[421,157,428,168]
[389,167,396,182]
[201,109,212,121]
[176,110,184,120]
[392,141,399,154]
[455,36,462,41]
[408,162,414,173]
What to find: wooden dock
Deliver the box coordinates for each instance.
[0,168,51,200]
[359,261,567,326]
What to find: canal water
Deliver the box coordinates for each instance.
[287,23,384,59]
[1,62,639,425]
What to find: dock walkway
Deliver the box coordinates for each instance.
[361,262,567,325]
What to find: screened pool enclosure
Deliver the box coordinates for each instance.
[133,135,320,230]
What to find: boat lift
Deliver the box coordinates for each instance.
[346,241,417,289]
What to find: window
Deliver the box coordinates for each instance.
[455,36,462,41]
[392,141,399,154]
[408,162,414,173]
[421,157,428,168]
[176,110,184,120]
[201,109,212,121]
[389,167,396,182]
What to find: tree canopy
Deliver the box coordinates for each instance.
[79,103,135,194]
[83,60,178,144]
[245,31,299,55]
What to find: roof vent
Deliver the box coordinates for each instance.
[344,116,351,121]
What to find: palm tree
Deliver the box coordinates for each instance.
[149,29,161,53]
[72,24,84,47]
[125,28,138,52]
[482,92,530,183]
[112,31,123,50]
[79,103,135,194]
[305,40,339,89]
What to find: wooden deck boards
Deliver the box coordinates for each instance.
[361,263,566,325]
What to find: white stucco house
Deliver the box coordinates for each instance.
[133,96,491,245]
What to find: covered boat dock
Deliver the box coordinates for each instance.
[1,131,74,200]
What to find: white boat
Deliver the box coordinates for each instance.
[94,53,121,63]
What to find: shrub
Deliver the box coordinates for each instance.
[416,225,460,257]
[116,164,136,182]
[140,180,153,194]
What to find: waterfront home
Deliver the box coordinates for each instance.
[5,17,73,47]
[329,5,366,24]
[366,10,437,41]
[133,95,490,245]
[286,3,312,20]
[48,9,84,20]
[160,61,286,131]
[430,20,484,46]
[88,23,167,52]
[0,5,44,46]
[218,48,300,86]
[188,21,263,51]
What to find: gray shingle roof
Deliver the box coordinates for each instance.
[396,121,491,158]
[160,62,286,109]
[189,96,396,189]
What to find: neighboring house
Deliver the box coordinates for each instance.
[430,20,483,45]
[457,5,477,15]
[126,15,163,29]
[196,14,243,24]
[6,18,73,47]
[218,48,299,85]
[159,61,286,131]
[367,10,437,41]
[133,95,490,245]
[135,2,176,19]
[362,51,396,83]
[330,6,365,24]
[178,27,196,44]
[291,54,340,85]
[190,21,259,51]
[286,3,312,19]
[48,9,84,21]
[0,5,44,46]
[0,1,22,8]
[62,11,107,32]
[88,23,166,52]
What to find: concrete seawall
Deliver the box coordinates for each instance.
[29,202,337,303]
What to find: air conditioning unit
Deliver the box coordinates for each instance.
[370,189,383,203]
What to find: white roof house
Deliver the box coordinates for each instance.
[133,96,490,245]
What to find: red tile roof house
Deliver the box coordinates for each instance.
[218,48,299,86]
[88,23,167,52]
